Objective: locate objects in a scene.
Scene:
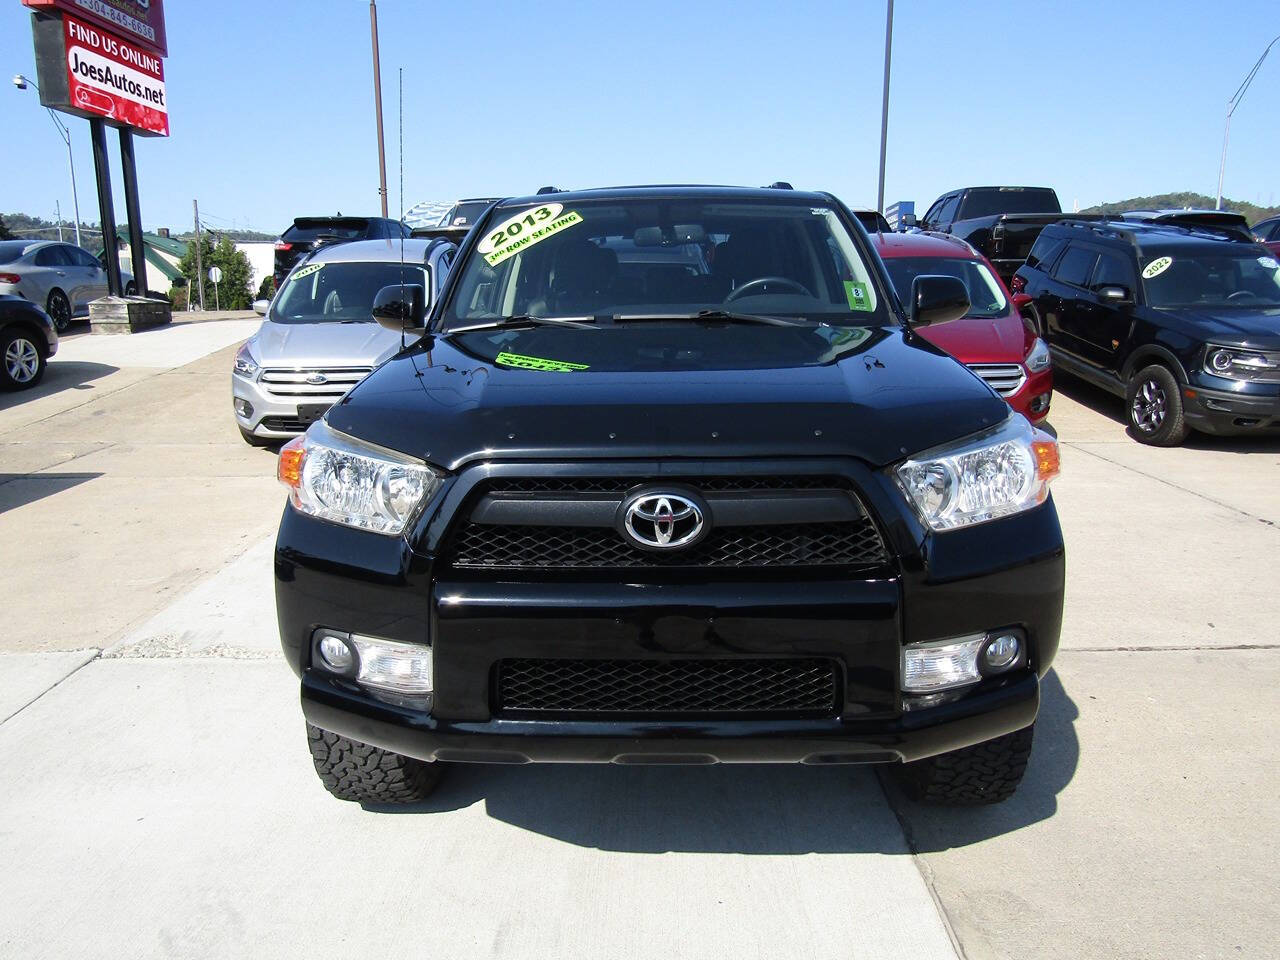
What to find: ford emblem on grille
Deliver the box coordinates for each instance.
[305,373,329,385]
[617,489,709,551]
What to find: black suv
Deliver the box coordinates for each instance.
[274,216,411,286]
[1014,220,1280,445]
[275,185,1065,807]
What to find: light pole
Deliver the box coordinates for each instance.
[369,0,389,218]
[1215,34,1279,210]
[12,74,83,247]
[875,0,894,216]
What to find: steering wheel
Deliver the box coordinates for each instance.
[1227,290,1259,301]
[322,290,343,314]
[726,276,813,302]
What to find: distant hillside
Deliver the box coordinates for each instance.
[1081,193,1279,225]
[2,212,274,244]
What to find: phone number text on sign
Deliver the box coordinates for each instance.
[478,203,584,267]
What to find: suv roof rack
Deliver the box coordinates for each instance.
[536,185,567,195]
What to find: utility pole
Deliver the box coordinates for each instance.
[875,0,895,215]
[370,0,389,218]
[193,199,206,311]
[1215,33,1279,210]
[56,200,63,241]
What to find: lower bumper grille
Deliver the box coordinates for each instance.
[495,657,840,716]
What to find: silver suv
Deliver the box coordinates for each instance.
[231,238,454,444]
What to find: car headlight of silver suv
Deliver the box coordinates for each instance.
[1204,345,1280,382]
[278,421,444,535]
[233,341,260,379]
[894,415,1060,531]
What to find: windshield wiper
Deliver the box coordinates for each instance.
[446,315,599,334]
[610,310,813,327]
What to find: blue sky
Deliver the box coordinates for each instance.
[2,0,1278,237]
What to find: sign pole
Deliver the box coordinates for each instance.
[89,117,122,296]
[118,128,148,296]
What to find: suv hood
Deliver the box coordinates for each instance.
[326,325,1009,470]
[252,320,405,368]
[1164,306,1280,349]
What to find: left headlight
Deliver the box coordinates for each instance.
[1204,345,1280,382]
[1025,337,1051,373]
[894,415,1060,531]
[233,341,260,379]
[277,421,444,536]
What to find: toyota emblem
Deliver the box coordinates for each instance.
[618,489,709,551]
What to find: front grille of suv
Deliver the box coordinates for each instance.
[966,363,1027,397]
[443,475,891,572]
[259,367,373,400]
[495,657,840,716]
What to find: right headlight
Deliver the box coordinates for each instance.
[894,415,1059,531]
[278,421,444,536]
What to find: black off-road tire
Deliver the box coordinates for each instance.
[893,724,1034,805]
[1126,364,1189,447]
[307,723,445,804]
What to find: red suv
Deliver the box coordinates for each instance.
[873,231,1052,423]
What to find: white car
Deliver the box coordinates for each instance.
[0,239,135,331]
[231,238,455,445]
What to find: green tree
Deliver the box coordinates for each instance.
[0,214,13,241]
[255,274,276,301]
[178,235,253,310]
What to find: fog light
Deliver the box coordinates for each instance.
[902,634,986,693]
[233,398,253,418]
[983,633,1021,670]
[352,634,433,698]
[1029,393,1051,414]
[317,633,354,672]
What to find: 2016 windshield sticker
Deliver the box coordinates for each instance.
[1142,256,1173,279]
[495,351,590,372]
[478,203,584,267]
[290,263,323,282]
[844,280,872,311]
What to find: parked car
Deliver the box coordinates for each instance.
[0,240,135,331]
[1014,219,1280,445]
[919,186,1091,283]
[275,184,1064,807]
[853,210,893,233]
[0,294,58,390]
[273,216,412,286]
[874,231,1052,422]
[1250,214,1280,255]
[234,238,456,445]
[436,198,499,229]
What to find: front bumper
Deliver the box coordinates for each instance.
[231,372,334,439]
[276,462,1066,766]
[1007,366,1053,423]
[1183,377,1280,435]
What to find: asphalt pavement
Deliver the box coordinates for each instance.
[1,322,1276,959]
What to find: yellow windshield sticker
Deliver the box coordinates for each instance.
[844,280,873,311]
[495,351,590,372]
[1142,256,1173,280]
[478,203,584,267]
[290,263,323,282]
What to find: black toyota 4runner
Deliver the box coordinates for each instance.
[1014,220,1280,445]
[275,185,1065,806]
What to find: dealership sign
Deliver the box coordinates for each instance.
[22,0,167,57]
[63,14,167,135]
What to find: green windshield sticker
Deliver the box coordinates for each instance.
[844,280,873,311]
[290,263,323,282]
[495,351,590,372]
[1142,256,1173,280]
[478,202,584,267]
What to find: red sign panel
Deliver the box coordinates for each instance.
[63,13,168,136]
[23,0,167,57]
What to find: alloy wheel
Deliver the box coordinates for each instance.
[47,291,71,331]
[5,337,40,384]
[1130,378,1166,433]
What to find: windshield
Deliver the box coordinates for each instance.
[443,198,886,328]
[882,256,1009,319]
[0,241,29,264]
[272,261,427,324]
[1141,250,1280,309]
[960,188,1059,219]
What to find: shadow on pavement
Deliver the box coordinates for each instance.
[0,361,118,411]
[880,669,1080,852]
[366,671,1079,855]
[0,472,102,512]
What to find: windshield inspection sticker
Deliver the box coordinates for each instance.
[290,263,324,282]
[1142,256,1173,280]
[1259,257,1278,270]
[478,203,584,267]
[844,280,873,311]
[495,351,590,372]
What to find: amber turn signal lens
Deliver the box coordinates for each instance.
[278,435,306,489]
[1031,430,1060,482]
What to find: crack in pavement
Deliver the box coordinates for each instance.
[1060,643,1279,652]
[0,650,101,726]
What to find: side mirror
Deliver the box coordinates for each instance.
[1095,284,1133,306]
[252,299,270,316]
[899,214,918,231]
[909,275,970,328]
[1011,292,1034,310]
[372,283,426,333]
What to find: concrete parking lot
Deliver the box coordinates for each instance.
[1,320,1277,959]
